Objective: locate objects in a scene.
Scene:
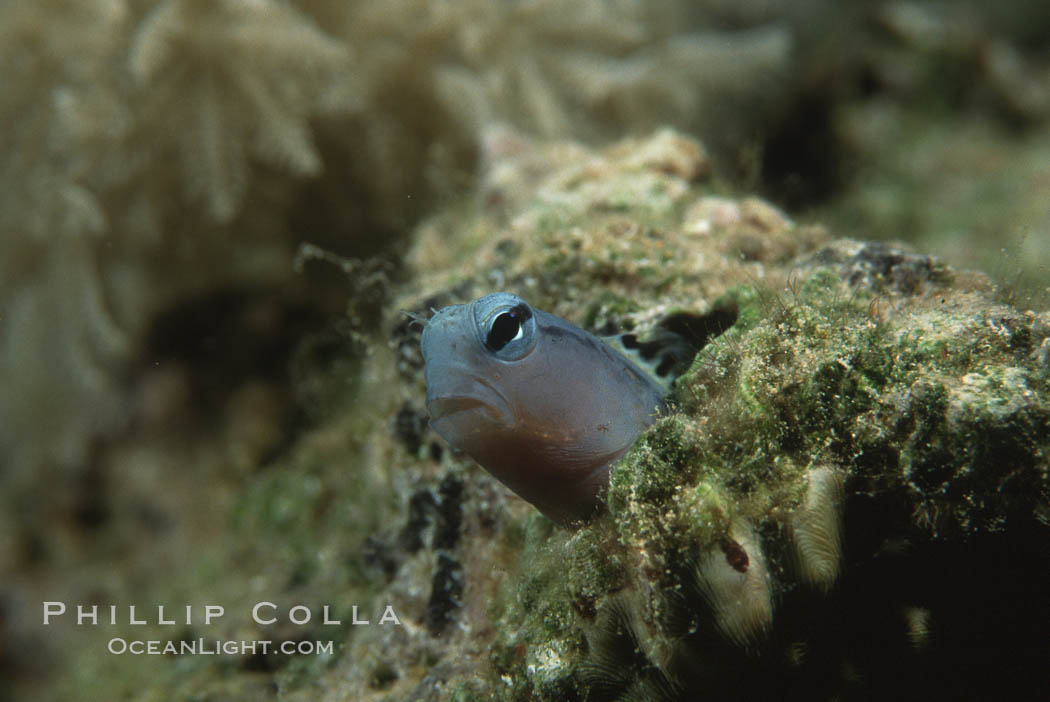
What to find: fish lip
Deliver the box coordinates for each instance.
[425,374,514,428]
[426,392,513,446]
[426,395,489,422]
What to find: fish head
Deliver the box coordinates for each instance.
[421,293,536,442]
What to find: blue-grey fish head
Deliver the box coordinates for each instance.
[420,293,531,442]
[419,291,667,524]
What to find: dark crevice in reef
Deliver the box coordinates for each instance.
[617,304,740,383]
[812,495,1050,702]
[663,304,740,379]
[659,305,739,354]
[759,91,850,210]
[575,491,1050,701]
[137,287,330,452]
[141,289,326,395]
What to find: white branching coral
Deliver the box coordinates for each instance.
[0,2,130,486]
[296,0,790,187]
[416,0,791,143]
[427,0,651,137]
[0,241,131,472]
[123,0,357,221]
[1,0,361,481]
[0,0,126,242]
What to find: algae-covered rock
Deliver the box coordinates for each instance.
[21,128,1049,702]
[339,129,1050,699]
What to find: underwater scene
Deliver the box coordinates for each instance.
[2,1,1049,700]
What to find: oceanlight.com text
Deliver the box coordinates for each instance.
[107,637,335,656]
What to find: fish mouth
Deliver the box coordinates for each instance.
[425,368,513,425]
[427,391,512,447]
[426,395,491,422]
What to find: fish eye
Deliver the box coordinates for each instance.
[480,302,536,360]
[486,309,525,350]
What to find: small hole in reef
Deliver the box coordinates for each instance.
[659,304,738,350]
[654,303,740,377]
[656,354,676,377]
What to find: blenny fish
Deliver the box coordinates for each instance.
[421,292,677,524]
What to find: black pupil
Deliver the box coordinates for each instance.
[486,306,529,351]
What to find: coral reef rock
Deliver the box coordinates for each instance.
[371,129,1050,701]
